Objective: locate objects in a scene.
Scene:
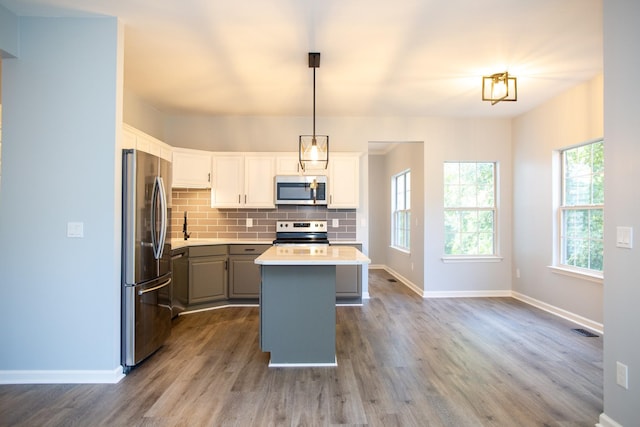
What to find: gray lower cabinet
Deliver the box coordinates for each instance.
[229,244,270,298]
[188,245,228,304]
[333,244,362,299]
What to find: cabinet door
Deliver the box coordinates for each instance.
[229,256,261,298]
[329,155,360,208]
[211,155,244,207]
[276,155,301,175]
[173,149,212,188]
[245,156,275,208]
[188,256,227,303]
[336,264,361,297]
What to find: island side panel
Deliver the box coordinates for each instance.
[260,264,336,365]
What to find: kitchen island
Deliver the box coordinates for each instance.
[255,245,370,367]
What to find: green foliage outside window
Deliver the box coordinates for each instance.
[444,162,496,256]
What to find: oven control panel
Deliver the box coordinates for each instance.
[276,220,327,232]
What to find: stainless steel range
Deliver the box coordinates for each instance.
[273,220,329,246]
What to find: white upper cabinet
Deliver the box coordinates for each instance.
[172,148,212,188]
[211,154,275,208]
[275,153,329,176]
[328,154,360,209]
[122,124,172,162]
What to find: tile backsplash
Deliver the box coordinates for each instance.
[170,189,357,241]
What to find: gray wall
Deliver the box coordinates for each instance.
[0,17,123,378]
[602,0,640,424]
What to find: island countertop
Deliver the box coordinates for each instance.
[255,245,370,266]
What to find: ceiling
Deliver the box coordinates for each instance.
[0,0,602,118]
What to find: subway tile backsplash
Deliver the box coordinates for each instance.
[170,189,357,241]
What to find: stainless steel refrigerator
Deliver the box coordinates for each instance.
[121,149,172,373]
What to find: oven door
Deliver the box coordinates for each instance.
[275,176,327,205]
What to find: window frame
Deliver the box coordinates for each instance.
[442,161,500,261]
[555,139,604,277]
[391,169,411,252]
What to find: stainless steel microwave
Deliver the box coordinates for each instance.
[275,175,328,205]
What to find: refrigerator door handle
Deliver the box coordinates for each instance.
[157,176,168,259]
[151,176,168,260]
[138,278,172,296]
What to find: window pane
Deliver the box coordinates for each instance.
[392,170,411,250]
[443,162,497,256]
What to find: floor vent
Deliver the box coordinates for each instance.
[387,278,397,282]
[571,328,599,338]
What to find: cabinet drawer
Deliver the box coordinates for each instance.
[229,244,270,255]
[188,245,227,257]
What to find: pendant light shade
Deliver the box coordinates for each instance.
[299,52,329,171]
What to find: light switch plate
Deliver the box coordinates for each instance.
[67,222,84,238]
[332,218,339,228]
[616,226,633,249]
[246,218,253,228]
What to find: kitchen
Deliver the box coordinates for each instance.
[0,1,638,425]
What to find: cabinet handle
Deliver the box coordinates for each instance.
[238,194,241,203]
[208,172,210,183]
[244,194,247,203]
[244,248,256,252]
[225,260,228,270]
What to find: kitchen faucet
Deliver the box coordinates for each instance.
[183,211,191,240]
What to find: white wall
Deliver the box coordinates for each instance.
[382,143,425,290]
[421,118,513,296]
[0,17,123,382]
[602,1,640,424]
[512,75,604,325]
[123,89,166,141]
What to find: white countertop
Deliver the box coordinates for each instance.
[255,245,370,266]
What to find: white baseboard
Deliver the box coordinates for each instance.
[0,366,125,384]
[512,291,604,335]
[597,413,623,427]
[378,266,424,297]
[424,290,512,298]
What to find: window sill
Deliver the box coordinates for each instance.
[441,255,503,263]
[390,245,410,255]
[548,265,603,284]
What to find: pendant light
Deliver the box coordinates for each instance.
[482,71,517,105]
[299,52,329,171]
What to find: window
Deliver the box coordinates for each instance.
[444,162,496,256]
[392,170,411,251]
[559,140,604,272]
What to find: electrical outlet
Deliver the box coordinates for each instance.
[246,218,253,228]
[332,218,339,228]
[516,268,521,279]
[617,361,629,389]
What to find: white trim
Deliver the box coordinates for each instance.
[180,303,258,315]
[512,291,603,334]
[424,290,512,298]
[441,256,504,263]
[597,413,623,427]
[0,366,125,384]
[548,265,603,284]
[269,357,337,368]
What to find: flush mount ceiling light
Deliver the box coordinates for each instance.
[482,71,517,105]
[299,52,329,171]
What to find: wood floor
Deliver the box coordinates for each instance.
[0,270,603,426]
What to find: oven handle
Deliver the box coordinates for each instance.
[138,278,172,296]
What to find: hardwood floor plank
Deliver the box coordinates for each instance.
[0,270,602,426]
